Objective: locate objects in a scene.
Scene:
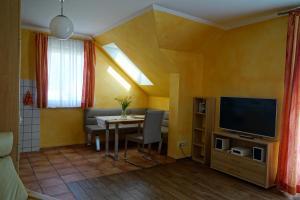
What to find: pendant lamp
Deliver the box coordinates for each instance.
[49,0,73,40]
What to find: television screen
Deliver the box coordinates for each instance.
[220,97,277,138]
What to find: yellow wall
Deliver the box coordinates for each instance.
[21,29,36,80]
[163,17,287,158]
[163,49,204,158]
[21,29,148,148]
[21,10,288,158]
[95,10,221,97]
[168,74,180,158]
[95,11,210,158]
[39,109,84,147]
[96,10,173,96]
[148,96,169,111]
[94,46,148,108]
[153,10,224,53]
[202,17,287,138]
[95,10,287,158]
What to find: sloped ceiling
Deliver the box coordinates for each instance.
[95,9,223,96]
[96,10,176,97]
[153,10,224,52]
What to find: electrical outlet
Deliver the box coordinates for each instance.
[178,141,187,148]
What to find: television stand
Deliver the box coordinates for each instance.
[239,134,255,139]
[211,131,279,188]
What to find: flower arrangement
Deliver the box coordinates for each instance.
[115,96,132,118]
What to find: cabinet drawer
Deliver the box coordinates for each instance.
[212,150,266,172]
[211,150,266,186]
[237,158,266,175]
[211,159,241,177]
[239,167,266,186]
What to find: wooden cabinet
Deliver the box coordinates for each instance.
[192,97,215,164]
[211,131,279,188]
[0,0,20,168]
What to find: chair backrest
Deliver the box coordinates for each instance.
[143,110,164,144]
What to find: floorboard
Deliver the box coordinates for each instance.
[67,159,290,200]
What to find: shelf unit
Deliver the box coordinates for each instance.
[211,131,279,188]
[192,97,215,164]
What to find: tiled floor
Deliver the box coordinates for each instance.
[19,145,175,199]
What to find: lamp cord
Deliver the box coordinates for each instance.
[60,0,64,15]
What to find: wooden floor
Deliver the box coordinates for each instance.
[67,159,290,200]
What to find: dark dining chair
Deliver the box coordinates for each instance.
[124,110,164,160]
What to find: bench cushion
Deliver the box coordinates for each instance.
[127,108,147,115]
[85,109,122,125]
[85,125,104,133]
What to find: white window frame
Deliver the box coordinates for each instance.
[102,43,153,86]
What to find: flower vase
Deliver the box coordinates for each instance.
[121,109,127,119]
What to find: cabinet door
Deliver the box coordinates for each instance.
[0,0,20,168]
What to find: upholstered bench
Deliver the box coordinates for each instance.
[84,108,146,151]
[161,111,169,140]
[84,108,169,151]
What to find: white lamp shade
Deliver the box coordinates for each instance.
[50,15,74,40]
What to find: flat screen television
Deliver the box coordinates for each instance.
[219,97,277,138]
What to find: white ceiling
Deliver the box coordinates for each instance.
[156,0,300,29]
[21,0,155,36]
[21,0,300,36]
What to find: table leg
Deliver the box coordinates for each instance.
[138,122,141,134]
[87,133,92,146]
[95,135,100,151]
[114,123,119,160]
[137,122,142,152]
[105,123,109,157]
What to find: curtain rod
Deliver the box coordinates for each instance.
[278,6,300,16]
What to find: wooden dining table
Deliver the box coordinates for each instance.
[96,115,145,160]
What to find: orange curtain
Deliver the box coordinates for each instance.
[277,10,300,195]
[81,40,96,108]
[36,33,48,108]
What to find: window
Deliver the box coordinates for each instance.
[102,43,153,86]
[47,37,84,108]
